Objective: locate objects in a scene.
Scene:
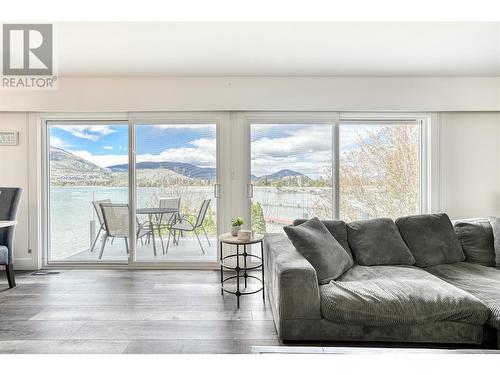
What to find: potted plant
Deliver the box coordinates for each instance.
[231,217,244,236]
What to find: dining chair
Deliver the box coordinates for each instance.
[90,199,111,252]
[159,197,181,246]
[99,203,130,260]
[0,187,22,288]
[166,199,211,254]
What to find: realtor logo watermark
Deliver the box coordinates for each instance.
[1,24,57,89]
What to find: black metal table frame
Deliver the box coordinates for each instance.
[219,240,265,308]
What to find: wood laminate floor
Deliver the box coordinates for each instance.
[0,269,279,354]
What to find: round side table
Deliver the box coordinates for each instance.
[219,233,265,308]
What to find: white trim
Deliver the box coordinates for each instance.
[27,113,42,270]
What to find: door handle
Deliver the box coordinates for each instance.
[213,184,221,198]
[247,183,254,198]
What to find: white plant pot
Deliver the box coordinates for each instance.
[231,226,240,236]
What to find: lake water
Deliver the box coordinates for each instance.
[49,186,330,260]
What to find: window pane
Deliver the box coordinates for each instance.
[48,123,129,262]
[134,123,217,262]
[339,122,420,221]
[251,123,333,234]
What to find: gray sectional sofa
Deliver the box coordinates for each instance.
[264,214,500,348]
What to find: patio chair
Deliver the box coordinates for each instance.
[99,203,130,260]
[90,199,111,252]
[158,197,181,246]
[166,199,211,254]
[159,197,181,224]
[0,187,22,288]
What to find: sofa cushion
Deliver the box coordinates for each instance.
[320,265,489,327]
[426,262,500,330]
[489,216,500,268]
[454,218,496,267]
[347,218,415,266]
[284,217,353,284]
[395,213,465,267]
[293,219,352,258]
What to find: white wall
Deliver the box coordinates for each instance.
[0,77,499,112]
[439,112,500,219]
[0,113,34,270]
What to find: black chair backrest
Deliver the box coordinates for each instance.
[0,187,23,252]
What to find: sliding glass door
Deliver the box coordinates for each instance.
[45,114,225,266]
[47,121,129,263]
[133,122,218,263]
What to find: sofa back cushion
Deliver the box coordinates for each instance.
[395,213,465,267]
[346,218,415,266]
[284,217,354,284]
[488,216,500,268]
[293,219,352,259]
[453,218,496,267]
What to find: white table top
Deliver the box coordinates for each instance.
[0,221,17,228]
[219,232,264,245]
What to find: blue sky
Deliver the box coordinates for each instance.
[50,122,385,179]
[50,124,217,168]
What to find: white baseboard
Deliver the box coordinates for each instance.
[12,258,37,271]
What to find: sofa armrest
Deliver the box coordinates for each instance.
[264,234,321,327]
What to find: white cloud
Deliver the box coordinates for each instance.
[137,137,216,167]
[249,124,383,177]
[102,146,113,150]
[53,125,116,140]
[252,126,332,158]
[50,136,67,148]
[72,151,128,168]
[251,126,333,177]
[72,137,216,168]
[153,124,215,130]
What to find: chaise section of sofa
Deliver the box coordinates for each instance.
[264,232,488,345]
[426,261,500,344]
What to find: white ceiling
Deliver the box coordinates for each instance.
[56,22,500,77]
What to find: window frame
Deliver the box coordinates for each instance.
[241,112,434,231]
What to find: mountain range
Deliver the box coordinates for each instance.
[49,146,310,185]
[109,161,216,180]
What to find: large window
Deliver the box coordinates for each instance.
[43,113,426,266]
[339,121,421,221]
[250,123,333,234]
[250,118,424,234]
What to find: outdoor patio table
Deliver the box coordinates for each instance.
[136,207,178,256]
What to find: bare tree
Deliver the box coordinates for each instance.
[319,125,419,221]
